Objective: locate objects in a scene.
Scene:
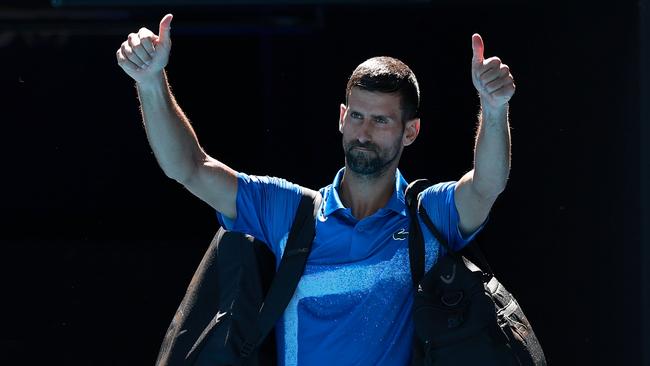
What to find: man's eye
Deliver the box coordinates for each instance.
[375,118,388,124]
[351,112,362,119]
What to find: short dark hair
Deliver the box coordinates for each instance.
[345,56,420,122]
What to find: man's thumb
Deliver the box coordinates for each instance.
[472,33,484,64]
[157,13,173,47]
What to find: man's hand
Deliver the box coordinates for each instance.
[116,14,173,84]
[471,33,515,110]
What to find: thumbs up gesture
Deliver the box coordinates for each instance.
[471,33,515,109]
[116,14,173,83]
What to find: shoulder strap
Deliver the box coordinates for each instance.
[405,178,494,285]
[406,179,455,286]
[418,198,495,281]
[405,179,429,287]
[240,187,322,357]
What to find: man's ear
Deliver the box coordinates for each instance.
[339,103,347,133]
[403,118,420,146]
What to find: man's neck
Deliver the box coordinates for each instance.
[339,167,397,220]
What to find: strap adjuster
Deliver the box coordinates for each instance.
[240,339,255,358]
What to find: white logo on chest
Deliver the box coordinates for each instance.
[392,228,409,240]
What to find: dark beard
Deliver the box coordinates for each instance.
[344,140,401,178]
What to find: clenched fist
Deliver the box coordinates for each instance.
[471,33,515,109]
[116,14,173,84]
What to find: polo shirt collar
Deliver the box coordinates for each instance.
[323,167,409,218]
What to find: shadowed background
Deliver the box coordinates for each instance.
[1,0,648,364]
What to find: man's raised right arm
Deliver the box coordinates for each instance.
[116,14,238,219]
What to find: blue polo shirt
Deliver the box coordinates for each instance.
[217,168,482,366]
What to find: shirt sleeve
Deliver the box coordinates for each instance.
[216,172,302,258]
[419,181,486,252]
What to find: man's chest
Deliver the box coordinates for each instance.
[285,211,415,327]
[308,211,411,264]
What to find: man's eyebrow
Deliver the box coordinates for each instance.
[370,113,393,120]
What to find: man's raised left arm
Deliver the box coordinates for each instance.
[455,33,515,235]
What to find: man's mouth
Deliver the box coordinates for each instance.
[351,144,376,152]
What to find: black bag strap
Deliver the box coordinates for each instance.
[406,179,428,287]
[405,179,494,285]
[240,187,322,357]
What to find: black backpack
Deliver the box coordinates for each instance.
[156,187,322,366]
[405,179,547,366]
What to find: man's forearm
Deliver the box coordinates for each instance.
[136,70,204,183]
[471,102,511,198]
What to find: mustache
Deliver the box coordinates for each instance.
[348,141,379,152]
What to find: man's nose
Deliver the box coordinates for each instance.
[357,119,372,144]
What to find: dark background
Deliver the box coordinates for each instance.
[1,0,649,364]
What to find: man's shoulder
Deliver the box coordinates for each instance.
[239,172,298,188]
[229,172,305,222]
[418,180,458,200]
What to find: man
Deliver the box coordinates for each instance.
[116,13,514,366]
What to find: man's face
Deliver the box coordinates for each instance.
[340,88,411,178]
